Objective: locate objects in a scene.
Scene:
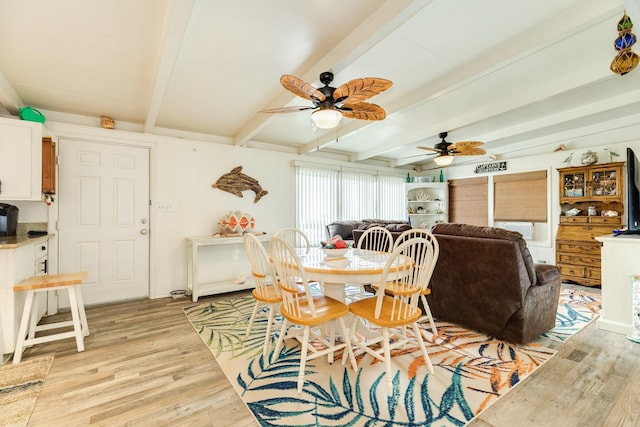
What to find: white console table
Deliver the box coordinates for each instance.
[595,234,640,335]
[186,234,270,302]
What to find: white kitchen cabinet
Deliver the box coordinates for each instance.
[0,236,50,362]
[406,182,449,229]
[0,117,43,201]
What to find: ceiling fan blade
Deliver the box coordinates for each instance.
[332,77,392,103]
[280,75,326,102]
[452,148,487,156]
[450,141,486,156]
[258,105,316,114]
[452,141,483,148]
[339,102,386,120]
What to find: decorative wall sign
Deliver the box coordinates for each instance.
[212,166,268,203]
[474,161,507,174]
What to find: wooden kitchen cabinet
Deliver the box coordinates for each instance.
[556,162,624,286]
[42,137,56,194]
[0,117,43,201]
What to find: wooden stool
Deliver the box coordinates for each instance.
[13,272,89,364]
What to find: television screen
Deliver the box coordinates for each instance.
[623,147,640,235]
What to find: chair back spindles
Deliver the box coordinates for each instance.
[357,226,393,253]
[242,234,282,358]
[269,236,316,318]
[273,228,311,253]
[243,234,279,299]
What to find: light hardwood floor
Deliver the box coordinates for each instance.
[24,291,257,427]
[19,285,640,426]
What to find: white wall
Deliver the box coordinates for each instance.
[151,138,298,297]
[13,121,640,299]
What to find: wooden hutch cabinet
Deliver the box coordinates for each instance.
[556,162,624,286]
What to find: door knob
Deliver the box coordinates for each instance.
[140,229,148,235]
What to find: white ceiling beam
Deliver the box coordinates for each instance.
[490,112,640,156]
[344,0,624,161]
[143,0,195,134]
[393,74,640,166]
[232,0,431,147]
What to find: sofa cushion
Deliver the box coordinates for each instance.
[326,220,365,240]
[385,223,412,233]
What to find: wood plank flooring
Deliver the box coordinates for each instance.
[18,285,640,426]
[24,291,257,427]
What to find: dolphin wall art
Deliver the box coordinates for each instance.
[212,166,268,203]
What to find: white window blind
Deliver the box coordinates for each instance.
[295,166,405,245]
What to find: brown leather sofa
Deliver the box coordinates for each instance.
[325,219,410,244]
[426,223,561,343]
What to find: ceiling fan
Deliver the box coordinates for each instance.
[418,132,486,166]
[259,71,392,129]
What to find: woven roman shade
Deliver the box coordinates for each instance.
[494,170,547,222]
[448,177,488,225]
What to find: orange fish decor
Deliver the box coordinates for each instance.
[212,166,268,203]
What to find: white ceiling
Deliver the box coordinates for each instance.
[0,0,639,170]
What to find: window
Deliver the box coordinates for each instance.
[448,177,488,225]
[295,166,405,244]
[494,170,547,222]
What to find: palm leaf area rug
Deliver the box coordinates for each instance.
[183,287,600,427]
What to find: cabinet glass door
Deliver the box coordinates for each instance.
[562,171,587,199]
[591,168,618,197]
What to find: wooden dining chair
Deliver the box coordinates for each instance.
[274,227,324,294]
[391,228,440,334]
[354,226,394,297]
[357,226,393,253]
[273,228,311,253]
[243,233,282,359]
[269,236,357,394]
[347,236,436,394]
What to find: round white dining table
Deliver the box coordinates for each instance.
[297,247,409,302]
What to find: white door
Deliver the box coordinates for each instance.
[58,139,150,305]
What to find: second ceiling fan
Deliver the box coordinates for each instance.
[260,71,392,129]
[418,132,486,166]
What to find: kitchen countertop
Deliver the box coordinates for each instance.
[0,234,53,249]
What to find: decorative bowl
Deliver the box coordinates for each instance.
[322,248,348,257]
[565,208,581,216]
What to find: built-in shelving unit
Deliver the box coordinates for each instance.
[405,182,449,229]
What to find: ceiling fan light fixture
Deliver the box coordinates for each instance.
[311,108,343,129]
[433,154,455,166]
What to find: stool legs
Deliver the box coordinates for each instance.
[13,285,89,364]
[75,288,89,337]
[13,290,36,364]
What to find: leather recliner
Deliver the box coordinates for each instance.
[426,223,561,344]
